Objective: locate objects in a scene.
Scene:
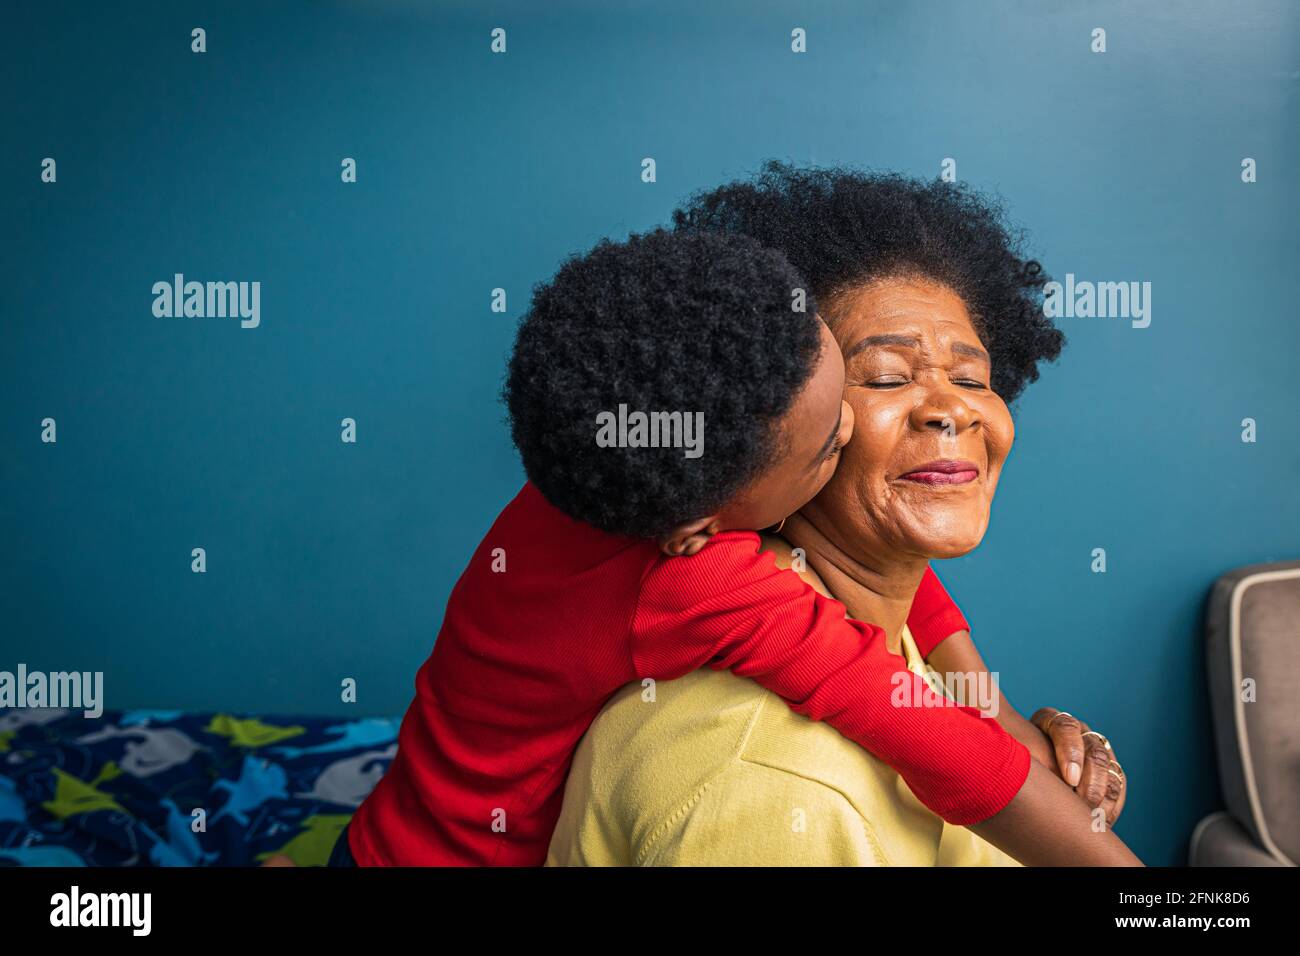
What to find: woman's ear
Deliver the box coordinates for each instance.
[657,515,721,557]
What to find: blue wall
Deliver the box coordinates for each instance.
[3,0,1297,866]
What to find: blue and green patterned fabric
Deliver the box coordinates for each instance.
[0,708,397,866]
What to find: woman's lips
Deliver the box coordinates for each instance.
[897,459,980,485]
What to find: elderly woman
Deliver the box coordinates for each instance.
[546,164,1131,866]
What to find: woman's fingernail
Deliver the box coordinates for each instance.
[1067,762,1082,786]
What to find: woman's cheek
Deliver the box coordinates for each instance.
[983,395,1015,467]
[836,417,895,516]
[815,432,862,510]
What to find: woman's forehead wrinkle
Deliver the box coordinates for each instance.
[844,332,921,361]
[845,331,961,359]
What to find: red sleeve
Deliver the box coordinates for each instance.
[906,565,971,658]
[630,532,1028,826]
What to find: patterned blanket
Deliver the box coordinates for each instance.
[0,707,397,866]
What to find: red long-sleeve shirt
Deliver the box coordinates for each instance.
[348,482,1030,865]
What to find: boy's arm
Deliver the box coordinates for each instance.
[631,532,1031,827]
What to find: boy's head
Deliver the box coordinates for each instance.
[504,228,854,554]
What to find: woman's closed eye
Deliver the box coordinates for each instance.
[863,375,910,388]
[860,374,988,390]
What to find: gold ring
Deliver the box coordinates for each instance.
[1082,730,1112,750]
[1045,711,1074,729]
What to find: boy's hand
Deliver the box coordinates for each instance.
[1031,707,1127,826]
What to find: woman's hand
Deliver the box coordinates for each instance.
[1030,707,1126,826]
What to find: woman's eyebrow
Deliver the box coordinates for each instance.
[843,333,919,361]
[844,333,989,364]
[952,341,990,363]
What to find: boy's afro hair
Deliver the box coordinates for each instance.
[672,161,1064,402]
[504,228,823,538]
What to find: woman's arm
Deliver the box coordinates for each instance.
[970,759,1140,866]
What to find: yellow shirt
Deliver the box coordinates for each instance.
[546,624,1020,867]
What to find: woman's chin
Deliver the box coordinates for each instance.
[901,522,988,560]
[922,541,981,560]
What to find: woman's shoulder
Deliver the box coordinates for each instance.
[580,668,771,811]
[547,668,768,864]
[757,533,833,596]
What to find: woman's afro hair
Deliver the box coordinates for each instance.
[504,227,823,538]
[672,161,1064,402]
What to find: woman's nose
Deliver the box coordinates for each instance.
[910,383,980,435]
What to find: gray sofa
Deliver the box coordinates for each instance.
[1191,559,1300,866]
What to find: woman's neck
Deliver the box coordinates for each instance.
[780,512,929,656]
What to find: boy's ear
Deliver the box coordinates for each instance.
[657,515,721,557]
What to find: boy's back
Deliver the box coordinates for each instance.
[349,483,657,865]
